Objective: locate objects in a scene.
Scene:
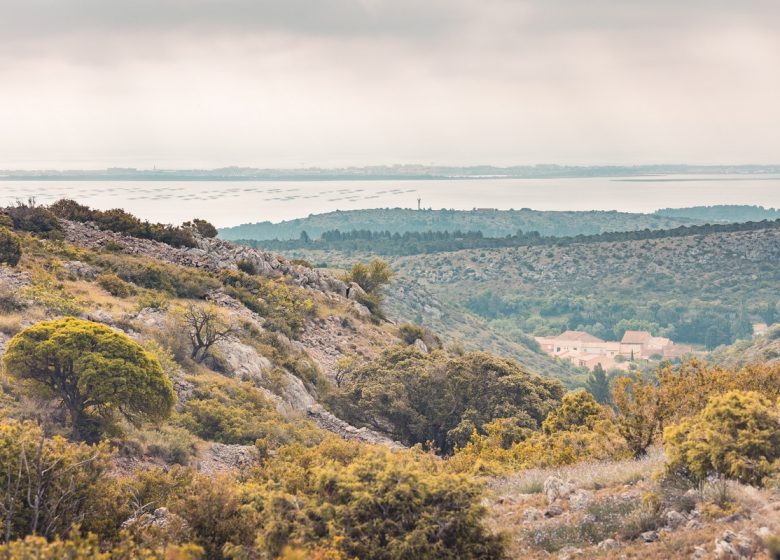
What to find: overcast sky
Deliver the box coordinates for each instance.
[1,0,778,169]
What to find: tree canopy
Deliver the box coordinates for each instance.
[329,346,563,454]
[3,318,175,441]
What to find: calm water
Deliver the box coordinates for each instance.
[1,175,779,227]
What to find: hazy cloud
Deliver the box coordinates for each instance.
[0,0,778,167]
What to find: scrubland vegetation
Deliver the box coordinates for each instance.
[0,201,778,559]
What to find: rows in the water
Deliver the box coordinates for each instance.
[0,185,417,204]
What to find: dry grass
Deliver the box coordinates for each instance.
[489,446,665,496]
[0,308,47,336]
[63,279,135,314]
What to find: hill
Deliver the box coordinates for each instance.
[655,204,780,222]
[1,201,779,559]
[219,207,708,241]
[281,223,780,353]
[709,324,780,367]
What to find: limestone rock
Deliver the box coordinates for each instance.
[557,546,583,559]
[197,443,257,474]
[597,539,620,551]
[569,489,593,511]
[63,260,98,280]
[413,338,429,353]
[714,530,754,560]
[522,507,543,522]
[346,282,367,301]
[666,510,687,529]
[544,476,576,504]
[641,530,659,543]
[306,404,403,448]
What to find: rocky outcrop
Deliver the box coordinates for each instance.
[59,219,348,294]
[196,443,258,474]
[62,260,98,280]
[0,267,31,291]
[121,507,190,535]
[306,404,404,448]
[544,476,576,504]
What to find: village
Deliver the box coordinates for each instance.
[535,329,694,371]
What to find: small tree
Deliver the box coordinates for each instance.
[586,364,611,404]
[183,304,236,363]
[0,228,22,266]
[611,374,667,458]
[344,259,394,294]
[3,318,175,441]
[542,389,602,434]
[343,259,395,318]
[190,218,218,238]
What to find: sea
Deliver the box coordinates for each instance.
[1,174,779,228]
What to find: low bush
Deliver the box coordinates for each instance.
[95,254,220,299]
[0,227,22,266]
[245,438,507,559]
[176,375,322,448]
[50,199,197,248]
[664,390,780,486]
[97,271,136,297]
[542,389,602,434]
[6,202,61,237]
[236,258,258,275]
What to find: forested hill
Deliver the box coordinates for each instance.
[236,217,780,256]
[281,223,780,352]
[654,204,780,222]
[219,207,707,240]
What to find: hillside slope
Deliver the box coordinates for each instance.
[283,225,780,357]
[219,207,707,240]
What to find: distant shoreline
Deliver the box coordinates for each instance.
[2,164,779,182]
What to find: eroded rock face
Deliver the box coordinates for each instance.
[306,404,404,449]
[216,336,315,413]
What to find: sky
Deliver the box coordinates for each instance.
[1,0,779,169]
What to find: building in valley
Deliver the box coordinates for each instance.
[536,329,693,371]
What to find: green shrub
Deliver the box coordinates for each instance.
[329,347,563,454]
[0,227,22,266]
[3,317,176,442]
[135,290,171,311]
[542,389,603,434]
[95,255,220,299]
[50,199,196,248]
[664,390,780,486]
[144,425,197,465]
[97,272,136,297]
[183,218,217,238]
[236,258,258,275]
[398,322,426,344]
[243,438,507,559]
[218,269,314,338]
[177,376,289,445]
[20,272,84,315]
[343,258,395,318]
[7,202,61,237]
[0,419,112,541]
